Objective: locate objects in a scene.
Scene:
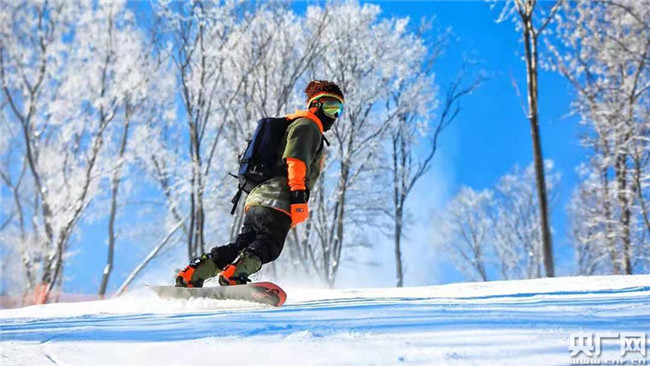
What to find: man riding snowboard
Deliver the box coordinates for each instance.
[175,80,344,287]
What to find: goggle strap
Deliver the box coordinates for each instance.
[308,92,344,106]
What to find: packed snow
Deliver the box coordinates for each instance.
[1,275,649,365]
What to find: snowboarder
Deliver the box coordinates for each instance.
[175,80,344,287]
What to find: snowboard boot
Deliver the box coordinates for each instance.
[218,250,262,286]
[175,253,220,288]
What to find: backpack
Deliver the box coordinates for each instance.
[229,117,295,214]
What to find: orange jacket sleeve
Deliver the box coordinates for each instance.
[286,157,307,192]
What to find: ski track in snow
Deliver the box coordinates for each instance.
[1,275,649,365]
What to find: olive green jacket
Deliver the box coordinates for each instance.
[244,116,325,215]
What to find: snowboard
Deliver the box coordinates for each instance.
[148,281,287,307]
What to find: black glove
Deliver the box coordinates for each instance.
[290,189,310,204]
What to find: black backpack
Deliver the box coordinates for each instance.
[229,117,293,214]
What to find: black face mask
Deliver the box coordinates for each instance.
[314,108,336,132]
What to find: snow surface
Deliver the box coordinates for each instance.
[1,275,649,365]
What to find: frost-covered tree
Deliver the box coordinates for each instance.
[440,187,494,281]
[0,0,158,302]
[440,162,559,281]
[96,4,173,298]
[1,0,75,303]
[152,0,247,260]
[550,0,650,274]
[569,169,617,275]
[388,59,482,287]
[492,162,559,279]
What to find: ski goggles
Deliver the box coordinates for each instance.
[321,99,344,119]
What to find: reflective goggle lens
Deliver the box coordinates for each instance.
[322,100,343,118]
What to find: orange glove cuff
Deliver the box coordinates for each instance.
[286,157,307,191]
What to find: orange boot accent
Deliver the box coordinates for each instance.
[176,266,196,288]
[218,264,239,286]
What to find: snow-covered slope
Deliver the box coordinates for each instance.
[1,275,649,365]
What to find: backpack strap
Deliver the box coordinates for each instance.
[230,186,244,215]
[286,109,328,152]
[285,110,324,134]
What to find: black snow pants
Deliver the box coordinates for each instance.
[210,206,292,269]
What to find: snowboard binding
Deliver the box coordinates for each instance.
[217,251,262,286]
[175,253,218,288]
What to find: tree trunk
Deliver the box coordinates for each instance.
[392,134,405,288]
[602,167,620,274]
[188,120,205,260]
[615,154,633,274]
[394,210,404,287]
[521,9,554,277]
[328,162,350,287]
[99,110,131,297]
[473,236,488,281]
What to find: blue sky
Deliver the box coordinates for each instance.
[26,1,587,294]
